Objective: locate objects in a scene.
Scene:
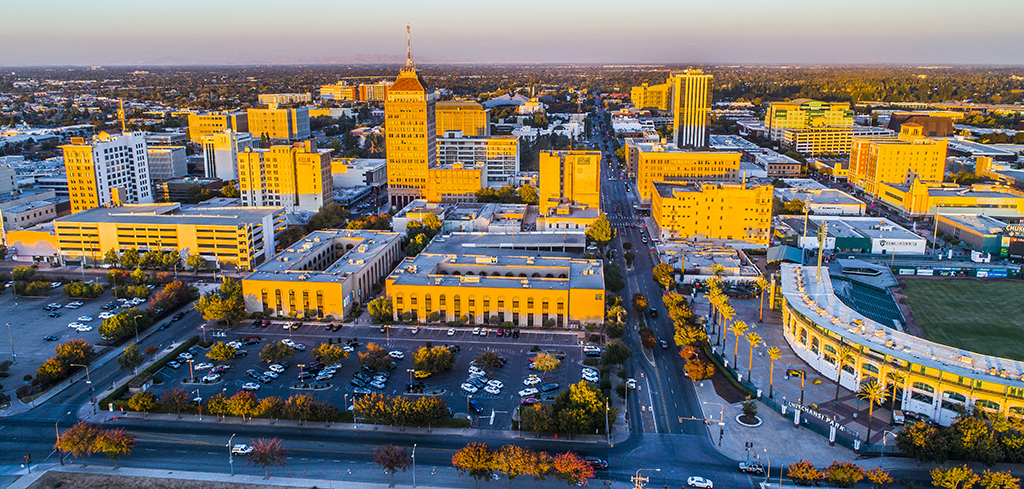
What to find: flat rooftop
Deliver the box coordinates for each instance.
[776,187,864,207]
[56,203,282,226]
[653,180,766,199]
[429,232,586,257]
[246,229,401,283]
[779,216,920,241]
[394,200,450,219]
[938,214,1007,235]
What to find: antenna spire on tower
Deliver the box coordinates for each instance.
[406,24,413,69]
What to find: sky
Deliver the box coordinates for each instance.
[2,0,1024,66]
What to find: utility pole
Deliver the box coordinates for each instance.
[5,322,14,363]
[227,433,235,476]
[412,443,417,488]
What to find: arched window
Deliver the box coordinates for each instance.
[519,273,526,277]
[505,272,513,277]
[558,273,567,279]
[410,294,418,307]
[439,295,446,308]
[316,291,323,317]
[532,273,540,278]
[913,382,935,393]
[288,290,297,312]
[546,273,554,278]
[453,296,461,315]
[811,337,820,355]
[275,289,283,312]
[261,288,269,311]
[424,294,432,313]
[799,328,808,345]
[976,399,1000,412]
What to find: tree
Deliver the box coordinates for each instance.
[260,341,296,363]
[312,343,348,365]
[249,438,287,479]
[585,213,612,251]
[11,265,35,281]
[529,450,554,485]
[221,181,239,198]
[604,262,625,293]
[100,308,153,343]
[631,293,648,315]
[373,444,412,487]
[103,249,120,268]
[201,341,234,361]
[494,445,533,489]
[746,332,763,379]
[857,380,888,444]
[128,391,157,417]
[517,184,539,204]
[117,343,144,372]
[931,465,979,489]
[834,343,854,400]
[896,421,947,464]
[227,391,258,421]
[729,320,749,365]
[195,278,247,326]
[452,442,495,489]
[413,346,456,374]
[474,350,503,370]
[532,352,561,373]
[786,460,822,487]
[979,470,1020,489]
[552,452,594,488]
[368,296,394,323]
[185,254,205,272]
[684,358,715,381]
[161,388,190,418]
[95,427,136,469]
[652,263,675,290]
[865,467,893,489]
[756,277,770,322]
[55,421,101,465]
[603,340,632,365]
[948,416,1001,466]
[359,342,394,372]
[623,251,636,267]
[521,403,556,433]
[151,280,194,311]
[822,461,865,488]
[767,346,781,398]
[120,248,140,269]
[130,267,147,285]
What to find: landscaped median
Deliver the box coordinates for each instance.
[100,335,200,408]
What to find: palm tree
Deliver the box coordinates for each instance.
[834,343,855,400]
[746,332,763,380]
[711,264,726,279]
[756,277,770,322]
[767,346,781,398]
[858,381,889,443]
[729,321,749,365]
[719,303,735,348]
[886,370,907,423]
[707,293,723,335]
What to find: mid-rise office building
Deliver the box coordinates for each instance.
[849,123,948,197]
[187,112,248,143]
[359,81,392,102]
[631,81,671,111]
[62,131,154,213]
[781,125,894,156]
[331,158,387,189]
[320,83,359,101]
[424,163,486,203]
[877,179,1024,219]
[670,70,713,148]
[146,146,187,180]
[257,93,312,107]
[651,180,772,245]
[201,130,253,181]
[435,101,490,136]
[437,131,519,186]
[237,141,333,213]
[385,63,436,208]
[153,176,223,203]
[386,233,605,327]
[1,200,57,240]
[53,203,285,270]
[627,139,741,203]
[0,164,16,195]
[538,151,601,214]
[766,99,854,142]
[241,229,402,319]
[247,107,311,141]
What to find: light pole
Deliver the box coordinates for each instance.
[55,411,71,465]
[132,314,142,344]
[187,359,195,383]
[762,448,771,486]
[412,443,417,488]
[631,468,660,489]
[6,322,14,363]
[227,433,235,476]
[703,401,724,423]
[406,368,415,384]
[70,364,91,391]
[466,395,472,427]
[881,430,897,458]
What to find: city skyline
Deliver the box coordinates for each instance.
[2,0,1023,66]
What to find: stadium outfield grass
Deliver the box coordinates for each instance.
[902,279,1024,361]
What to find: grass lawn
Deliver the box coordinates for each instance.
[902,279,1024,361]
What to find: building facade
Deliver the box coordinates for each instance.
[385,66,436,209]
[877,179,1024,219]
[242,229,402,319]
[631,82,671,111]
[53,203,284,270]
[538,151,601,214]
[766,99,854,142]
[187,112,248,143]
[435,101,490,136]
[237,141,333,213]
[247,107,311,141]
[62,131,154,213]
[670,70,712,148]
[201,130,253,181]
[437,131,519,186]
[651,181,772,245]
[424,163,486,203]
[849,124,948,198]
[628,140,741,203]
[320,83,359,101]
[146,145,187,180]
[257,93,312,107]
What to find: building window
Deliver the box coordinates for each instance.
[316,291,323,317]
[976,399,1000,412]
[912,382,935,393]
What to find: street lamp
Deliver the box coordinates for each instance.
[5,322,14,363]
[881,430,897,458]
[702,401,724,423]
[631,468,660,489]
[762,448,771,486]
[186,359,195,383]
[132,314,142,344]
[466,395,472,427]
[70,364,91,391]
[227,433,236,476]
[406,368,415,384]
[790,369,806,406]
[412,443,417,488]
[55,411,71,466]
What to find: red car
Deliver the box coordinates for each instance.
[520,398,540,406]
[496,328,504,337]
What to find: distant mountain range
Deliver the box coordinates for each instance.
[305,54,468,64]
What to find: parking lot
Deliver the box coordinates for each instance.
[143,321,592,430]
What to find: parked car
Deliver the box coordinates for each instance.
[369,380,386,390]
[388,350,405,360]
[468,399,483,413]
[350,378,367,388]
[585,457,609,470]
[194,362,213,371]
[518,387,539,397]
[201,374,220,383]
[540,383,559,393]
[241,382,261,391]
[167,361,181,369]
[461,383,479,393]
[738,462,765,475]
[484,385,500,395]
[520,398,540,406]
[448,328,456,336]
[269,364,285,373]
[44,335,59,341]
[48,312,61,318]
[246,369,261,379]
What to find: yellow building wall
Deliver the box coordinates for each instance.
[247,108,293,140]
[635,151,740,202]
[386,69,434,206]
[538,151,601,214]
[435,102,488,136]
[859,127,947,197]
[425,166,485,203]
[188,114,229,143]
[243,279,347,319]
[767,100,854,140]
[62,145,100,213]
[652,183,772,245]
[630,82,671,111]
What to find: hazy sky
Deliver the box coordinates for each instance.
[3,0,1023,66]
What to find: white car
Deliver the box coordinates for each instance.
[66,301,83,308]
[77,316,93,322]
[626,378,638,389]
[487,380,504,389]
[76,325,93,332]
[194,362,213,371]
[98,312,115,319]
[523,376,541,386]
[468,366,485,376]
[263,371,279,379]
[281,338,295,347]
[388,351,405,360]
[484,385,501,395]
[447,328,456,336]
[687,477,713,488]
[518,387,539,397]
[68,322,86,329]
[231,444,253,455]
[178,352,193,360]
[268,364,285,373]
[472,327,481,335]
[241,382,261,391]
[461,383,479,393]
[582,367,598,376]
[166,361,181,369]
[410,327,419,334]
[202,374,221,383]
[227,341,242,349]
[342,345,355,353]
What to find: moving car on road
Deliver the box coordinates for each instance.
[687,476,713,488]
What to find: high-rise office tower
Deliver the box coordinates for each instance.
[670,69,713,148]
[62,131,154,213]
[237,141,333,213]
[201,130,253,181]
[385,29,436,209]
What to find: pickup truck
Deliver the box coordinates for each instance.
[739,462,765,475]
